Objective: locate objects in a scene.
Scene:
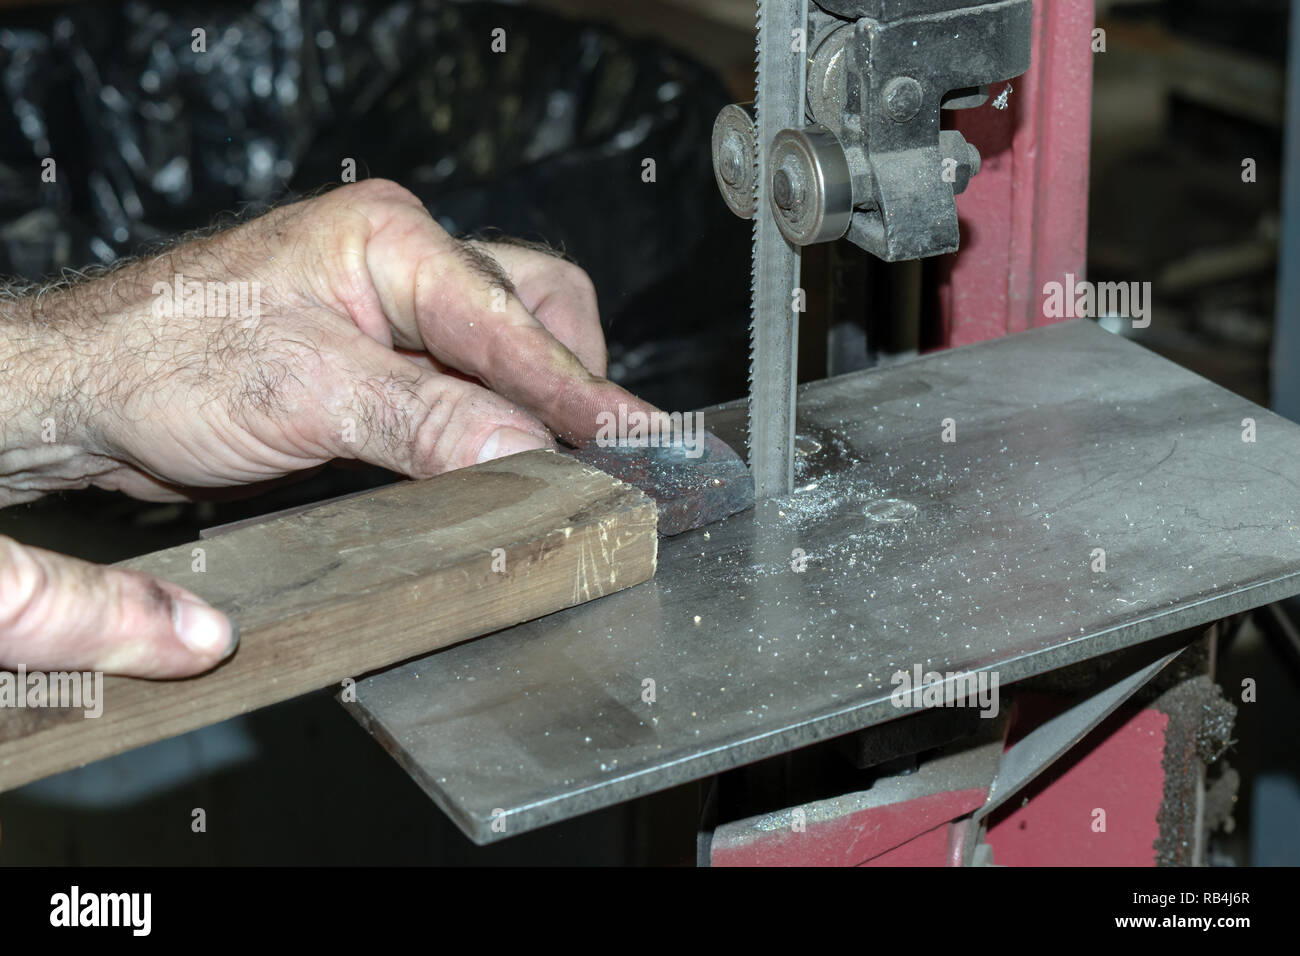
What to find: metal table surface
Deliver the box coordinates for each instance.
[345,321,1300,843]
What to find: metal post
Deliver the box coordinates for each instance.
[1272,0,1300,419]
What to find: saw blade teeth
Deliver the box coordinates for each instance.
[747,0,806,497]
[747,0,762,463]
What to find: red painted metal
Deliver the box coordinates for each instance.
[863,822,954,867]
[710,788,987,867]
[936,0,1095,347]
[985,701,1168,867]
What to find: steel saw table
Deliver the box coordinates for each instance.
[344,321,1300,847]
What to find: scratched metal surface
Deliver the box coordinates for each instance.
[345,321,1300,844]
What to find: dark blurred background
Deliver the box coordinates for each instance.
[0,0,1296,864]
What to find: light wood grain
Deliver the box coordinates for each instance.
[0,450,657,791]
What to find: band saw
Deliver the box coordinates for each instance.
[343,0,1300,864]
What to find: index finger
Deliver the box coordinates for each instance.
[327,183,658,441]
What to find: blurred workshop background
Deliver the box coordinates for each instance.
[0,0,1296,864]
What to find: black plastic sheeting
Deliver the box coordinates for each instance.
[0,0,750,408]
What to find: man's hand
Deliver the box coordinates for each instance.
[0,179,654,677]
[0,538,234,679]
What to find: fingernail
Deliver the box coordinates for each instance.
[173,595,238,659]
[477,427,547,464]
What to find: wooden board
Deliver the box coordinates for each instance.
[0,450,658,792]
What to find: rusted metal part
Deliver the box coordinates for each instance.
[566,431,755,537]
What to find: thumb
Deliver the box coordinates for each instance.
[0,537,237,679]
[319,334,554,477]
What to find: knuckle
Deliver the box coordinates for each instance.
[561,262,598,303]
[336,178,425,211]
[315,180,430,263]
[557,265,602,335]
[115,571,173,633]
[402,379,504,476]
[410,384,464,474]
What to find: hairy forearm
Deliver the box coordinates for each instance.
[0,282,117,505]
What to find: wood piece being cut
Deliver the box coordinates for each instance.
[0,450,658,792]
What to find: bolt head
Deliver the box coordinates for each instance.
[884,76,924,123]
[773,169,794,210]
[773,161,806,213]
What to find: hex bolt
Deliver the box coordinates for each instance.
[773,161,805,213]
[883,76,924,123]
[773,169,794,210]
